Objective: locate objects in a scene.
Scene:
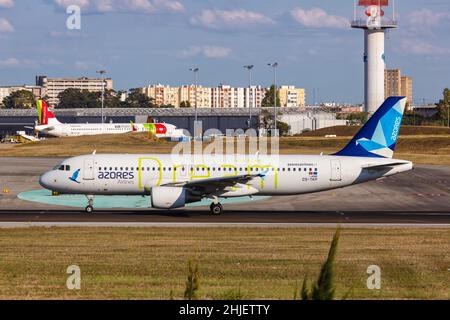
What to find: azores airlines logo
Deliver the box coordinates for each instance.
[69,169,81,184]
[391,116,401,142]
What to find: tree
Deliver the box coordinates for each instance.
[103,89,122,108]
[180,100,191,108]
[277,121,290,136]
[436,88,450,126]
[125,89,156,108]
[161,104,175,108]
[57,88,100,109]
[260,109,290,135]
[344,112,368,125]
[2,90,35,109]
[261,85,281,108]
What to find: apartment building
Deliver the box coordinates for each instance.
[401,76,413,106]
[36,75,113,107]
[279,86,306,107]
[385,69,413,105]
[180,85,212,108]
[141,84,304,108]
[0,85,42,105]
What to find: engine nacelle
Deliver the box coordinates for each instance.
[151,186,186,209]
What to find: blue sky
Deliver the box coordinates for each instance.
[0,0,449,104]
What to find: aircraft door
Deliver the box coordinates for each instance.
[330,160,342,181]
[83,159,95,180]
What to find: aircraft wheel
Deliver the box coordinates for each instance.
[210,203,223,215]
[85,205,94,214]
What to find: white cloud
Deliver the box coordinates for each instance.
[0,57,19,66]
[75,61,89,69]
[400,40,450,56]
[53,0,184,14]
[404,9,450,32]
[0,0,13,8]
[291,7,349,29]
[55,0,90,8]
[0,18,14,32]
[190,9,274,29]
[181,45,232,59]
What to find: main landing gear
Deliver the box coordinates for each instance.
[210,203,223,215]
[85,195,94,214]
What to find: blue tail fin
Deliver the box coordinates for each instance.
[334,97,407,158]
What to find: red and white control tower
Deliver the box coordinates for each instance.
[352,0,397,115]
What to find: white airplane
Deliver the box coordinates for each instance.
[39,97,413,215]
[32,100,185,139]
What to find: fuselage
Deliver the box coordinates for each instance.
[39,153,413,197]
[35,123,183,139]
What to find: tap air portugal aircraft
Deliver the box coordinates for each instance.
[32,100,184,139]
[39,97,412,215]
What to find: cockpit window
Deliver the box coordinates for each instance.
[53,164,69,171]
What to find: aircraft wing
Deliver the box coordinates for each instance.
[163,172,267,196]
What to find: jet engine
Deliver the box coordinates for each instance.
[150,186,201,209]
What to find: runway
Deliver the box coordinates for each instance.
[0,209,449,226]
[1,157,450,225]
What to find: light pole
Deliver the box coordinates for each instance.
[189,67,199,123]
[267,62,278,136]
[447,102,449,127]
[96,70,106,124]
[243,65,254,129]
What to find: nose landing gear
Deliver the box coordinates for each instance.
[85,195,94,214]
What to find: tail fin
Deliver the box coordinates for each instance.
[130,120,137,132]
[334,97,407,159]
[36,100,59,125]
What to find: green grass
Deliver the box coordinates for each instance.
[0,227,448,300]
[2,132,450,165]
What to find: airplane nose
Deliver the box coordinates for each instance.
[39,172,54,190]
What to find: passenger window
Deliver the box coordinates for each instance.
[66,165,71,171]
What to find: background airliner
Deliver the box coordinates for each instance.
[39,97,412,215]
[32,100,186,139]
